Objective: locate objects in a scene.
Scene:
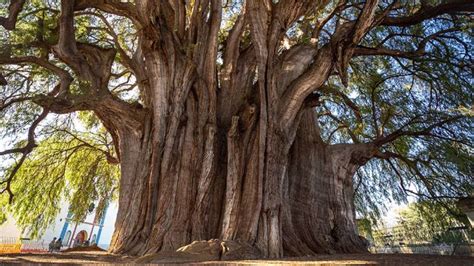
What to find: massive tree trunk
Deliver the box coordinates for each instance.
[108,98,372,257]
[284,111,372,255]
[105,18,374,256]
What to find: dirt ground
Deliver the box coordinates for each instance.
[0,251,473,265]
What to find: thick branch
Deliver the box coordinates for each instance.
[0,55,143,130]
[56,0,80,61]
[354,46,423,59]
[351,0,379,43]
[279,46,333,130]
[75,0,141,25]
[77,11,137,75]
[0,73,7,85]
[331,0,379,86]
[0,0,26,30]
[221,10,247,92]
[248,0,271,65]
[55,0,117,83]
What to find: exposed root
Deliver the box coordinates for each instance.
[135,239,262,264]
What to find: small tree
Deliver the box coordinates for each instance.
[396,200,471,244]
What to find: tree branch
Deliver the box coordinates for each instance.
[354,28,461,59]
[0,108,49,202]
[58,129,119,164]
[0,0,26,30]
[321,104,360,144]
[381,0,474,27]
[319,85,362,123]
[0,96,32,112]
[221,8,247,92]
[373,115,464,147]
[279,45,333,130]
[311,0,347,43]
[0,73,8,86]
[76,11,139,77]
[0,108,49,156]
[56,0,80,64]
[351,0,379,43]
[0,56,73,94]
[74,0,141,26]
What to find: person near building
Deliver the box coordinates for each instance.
[48,237,57,253]
[54,238,63,252]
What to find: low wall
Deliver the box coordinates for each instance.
[0,243,22,254]
[0,237,48,254]
[19,240,48,253]
[371,244,473,256]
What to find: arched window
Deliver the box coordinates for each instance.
[91,234,97,244]
[63,230,71,245]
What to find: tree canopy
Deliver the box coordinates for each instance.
[0,111,119,237]
[0,0,473,247]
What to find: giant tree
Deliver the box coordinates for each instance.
[0,0,472,258]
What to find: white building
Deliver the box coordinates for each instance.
[0,201,118,251]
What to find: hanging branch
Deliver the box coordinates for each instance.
[0,108,49,202]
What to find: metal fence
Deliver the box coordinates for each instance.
[0,237,18,244]
[371,243,473,256]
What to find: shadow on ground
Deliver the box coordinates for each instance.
[0,251,473,265]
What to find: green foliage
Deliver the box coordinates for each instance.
[357,218,374,241]
[345,18,474,220]
[2,1,59,57]
[369,200,471,246]
[0,122,119,239]
[0,0,130,238]
[396,200,471,244]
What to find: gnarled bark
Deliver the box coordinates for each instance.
[5,0,469,260]
[108,100,372,257]
[283,110,371,255]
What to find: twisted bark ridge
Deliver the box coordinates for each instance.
[1,0,473,258]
